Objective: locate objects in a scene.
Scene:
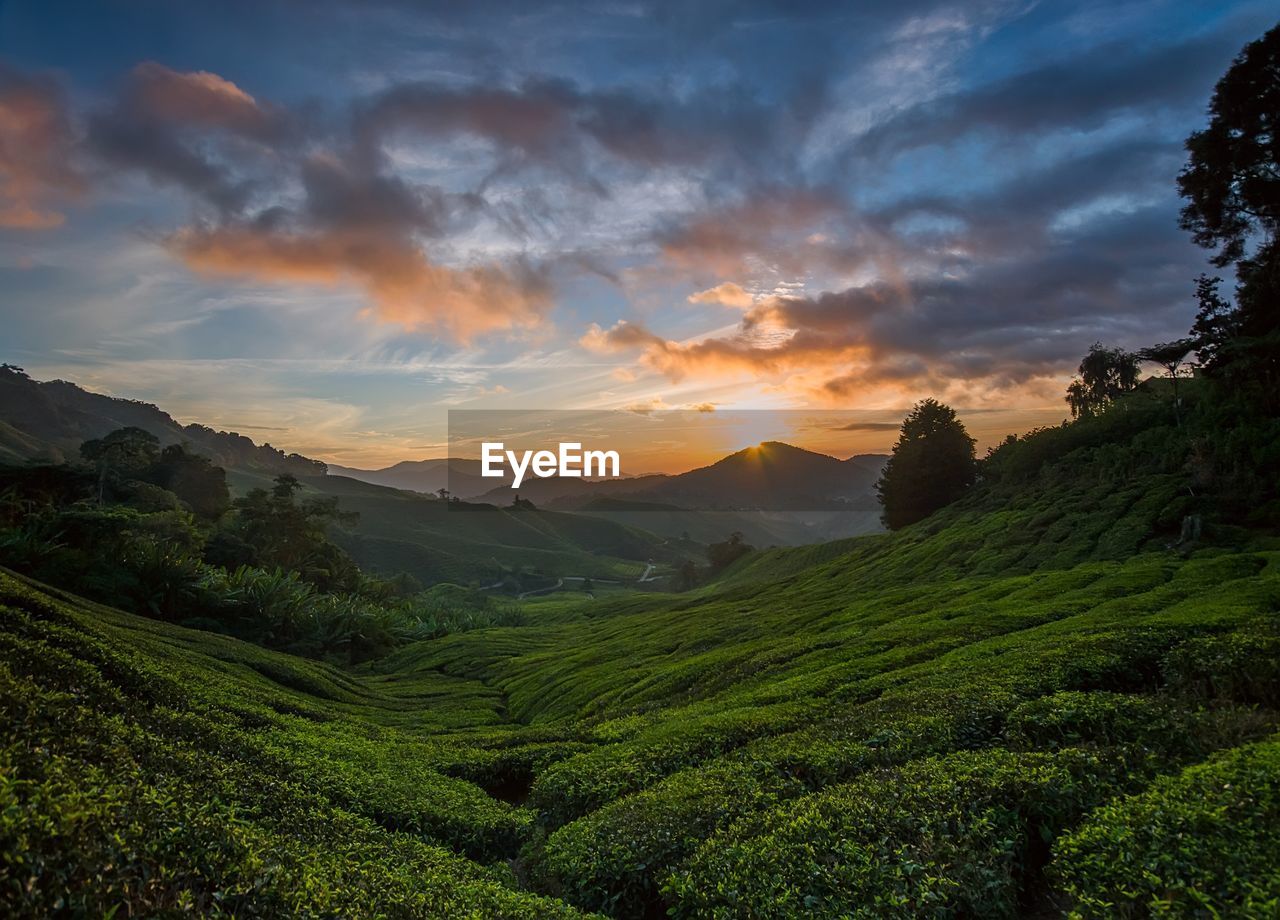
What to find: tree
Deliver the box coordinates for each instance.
[1188,274,1239,372]
[1065,344,1139,419]
[1138,338,1197,425]
[1178,23,1280,278]
[149,443,231,520]
[707,531,752,572]
[230,474,359,589]
[80,427,160,505]
[876,399,976,530]
[1177,23,1280,394]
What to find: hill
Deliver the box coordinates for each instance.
[328,458,497,498]
[3,382,1279,917]
[225,469,683,588]
[0,367,686,587]
[328,439,890,550]
[0,365,323,475]
[472,442,887,512]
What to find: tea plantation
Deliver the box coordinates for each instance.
[3,401,1279,917]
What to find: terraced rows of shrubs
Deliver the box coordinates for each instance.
[0,574,591,917]
[3,390,1280,916]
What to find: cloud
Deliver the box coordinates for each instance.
[832,420,900,431]
[852,29,1246,162]
[355,75,828,192]
[687,281,753,308]
[77,65,554,342]
[12,2,1253,368]
[123,62,292,142]
[624,397,669,415]
[0,62,86,228]
[168,220,552,340]
[656,188,848,277]
[585,188,1200,404]
[86,62,299,214]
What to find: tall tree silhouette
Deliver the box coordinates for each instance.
[876,400,976,530]
[1178,22,1280,396]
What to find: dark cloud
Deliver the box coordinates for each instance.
[852,28,1247,162]
[587,175,1202,398]
[298,154,455,238]
[353,74,825,192]
[86,62,303,214]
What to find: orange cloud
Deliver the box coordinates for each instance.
[582,316,857,383]
[581,272,1089,410]
[169,224,552,341]
[688,281,754,308]
[127,62,286,142]
[0,64,85,229]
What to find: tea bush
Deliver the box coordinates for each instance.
[1054,738,1280,918]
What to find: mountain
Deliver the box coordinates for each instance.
[331,443,889,546]
[0,365,324,475]
[456,441,888,547]
[0,366,684,584]
[327,458,497,497]
[636,441,885,510]
[472,442,888,512]
[330,459,667,500]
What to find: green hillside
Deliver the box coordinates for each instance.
[226,470,682,587]
[3,382,1279,917]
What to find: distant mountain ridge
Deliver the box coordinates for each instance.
[335,441,887,511]
[0,365,887,548]
[0,365,325,475]
[327,458,496,497]
[470,441,887,511]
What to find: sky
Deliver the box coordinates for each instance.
[0,0,1273,469]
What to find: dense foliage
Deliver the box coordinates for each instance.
[1177,21,1280,406]
[0,456,521,663]
[876,398,976,529]
[1066,344,1140,419]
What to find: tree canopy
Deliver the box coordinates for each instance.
[1065,344,1139,419]
[876,399,976,530]
[1177,22,1280,399]
[230,474,360,590]
[1178,23,1280,278]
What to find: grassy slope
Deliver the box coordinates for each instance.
[5,408,1280,916]
[0,570,594,916]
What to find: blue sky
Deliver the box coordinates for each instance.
[0,0,1272,467]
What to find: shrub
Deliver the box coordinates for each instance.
[542,760,802,916]
[1054,738,1280,918]
[1163,632,1280,707]
[668,748,1136,919]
